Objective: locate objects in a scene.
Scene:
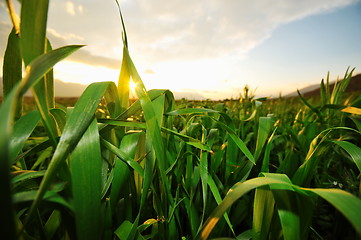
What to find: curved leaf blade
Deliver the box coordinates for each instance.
[70,118,102,240]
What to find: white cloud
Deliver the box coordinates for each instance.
[47,28,84,41]
[66,1,75,16]
[65,1,83,16]
[121,0,360,62]
[78,5,84,14]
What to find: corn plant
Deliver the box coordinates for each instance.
[1,1,361,239]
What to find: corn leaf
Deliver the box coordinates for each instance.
[254,116,273,162]
[1,44,82,238]
[10,110,40,161]
[3,28,22,119]
[25,81,112,225]
[305,188,361,235]
[332,140,361,172]
[70,117,102,240]
[20,0,59,145]
[44,210,61,240]
[196,177,289,240]
[342,106,361,115]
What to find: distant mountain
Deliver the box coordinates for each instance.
[54,79,87,97]
[172,91,205,100]
[1,78,205,100]
[285,73,361,97]
[0,78,89,97]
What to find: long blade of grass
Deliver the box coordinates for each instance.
[166,108,219,115]
[20,45,84,96]
[11,170,46,185]
[305,188,361,235]
[50,108,67,133]
[99,89,169,134]
[70,117,102,240]
[342,106,361,115]
[99,118,212,152]
[44,210,61,240]
[252,187,275,240]
[3,28,22,119]
[331,67,354,105]
[10,110,40,161]
[20,0,49,65]
[1,45,82,238]
[332,140,361,172]
[166,107,254,164]
[254,116,273,162]
[109,158,130,211]
[213,118,255,164]
[199,150,209,233]
[124,46,174,211]
[207,174,235,236]
[13,190,73,211]
[297,90,324,123]
[118,47,131,112]
[196,177,289,240]
[24,81,112,226]
[293,127,361,185]
[261,128,277,173]
[101,138,144,176]
[262,173,302,240]
[20,0,59,144]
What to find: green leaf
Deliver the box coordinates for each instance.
[44,210,61,240]
[1,45,82,238]
[253,187,275,240]
[297,90,324,123]
[261,128,277,173]
[98,118,146,129]
[214,118,255,164]
[196,177,289,239]
[20,0,49,66]
[101,138,144,177]
[305,188,361,235]
[13,190,73,211]
[115,220,133,240]
[20,0,59,144]
[11,170,46,185]
[254,117,273,162]
[162,127,212,152]
[166,108,219,116]
[342,106,361,115]
[332,140,361,172]
[207,174,235,236]
[123,46,174,212]
[10,110,40,162]
[262,174,302,240]
[50,108,67,133]
[20,45,84,96]
[293,127,361,185]
[70,117,102,240]
[25,81,111,226]
[118,47,131,112]
[3,28,22,119]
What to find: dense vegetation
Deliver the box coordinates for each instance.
[1,1,361,239]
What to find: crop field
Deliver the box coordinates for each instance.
[1,1,361,240]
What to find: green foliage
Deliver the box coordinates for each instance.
[1,1,361,239]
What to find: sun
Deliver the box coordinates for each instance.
[129,80,137,92]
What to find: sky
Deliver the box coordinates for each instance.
[1,0,361,99]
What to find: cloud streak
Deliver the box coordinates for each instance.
[46,28,121,69]
[66,1,83,16]
[122,0,359,62]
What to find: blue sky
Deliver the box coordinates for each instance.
[230,2,361,97]
[1,0,360,99]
